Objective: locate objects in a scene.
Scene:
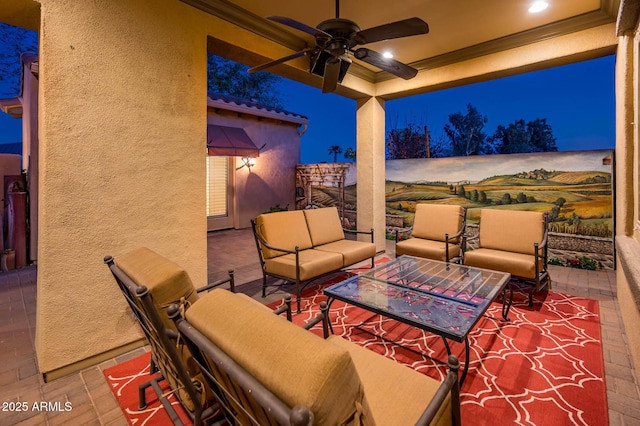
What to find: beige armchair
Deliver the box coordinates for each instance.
[396,204,467,263]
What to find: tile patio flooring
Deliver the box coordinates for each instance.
[0,228,639,425]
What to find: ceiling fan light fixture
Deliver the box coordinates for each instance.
[528,1,548,13]
[383,51,393,59]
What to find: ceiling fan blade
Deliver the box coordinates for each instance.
[322,57,341,93]
[351,17,429,46]
[248,50,312,73]
[267,16,332,39]
[353,48,418,79]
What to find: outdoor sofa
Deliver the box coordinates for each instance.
[251,207,376,312]
[104,247,236,425]
[170,287,462,425]
[463,209,550,306]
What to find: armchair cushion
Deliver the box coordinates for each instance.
[185,289,371,425]
[255,210,313,259]
[396,238,461,262]
[412,204,465,243]
[478,209,545,255]
[464,248,544,279]
[303,207,346,246]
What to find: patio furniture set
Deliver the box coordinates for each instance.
[105,204,550,425]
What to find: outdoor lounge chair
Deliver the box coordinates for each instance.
[396,204,467,263]
[463,209,550,306]
[104,247,235,426]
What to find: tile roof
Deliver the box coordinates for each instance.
[207,93,309,125]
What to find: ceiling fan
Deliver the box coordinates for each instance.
[248,0,429,93]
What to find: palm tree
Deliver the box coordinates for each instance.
[344,147,356,162]
[328,145,343,163]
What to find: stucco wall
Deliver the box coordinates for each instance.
[35,0,210,377]
[207,110,300,228]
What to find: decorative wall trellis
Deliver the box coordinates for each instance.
[295,163,349,220]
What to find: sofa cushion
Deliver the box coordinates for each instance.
[314,239,376,267]
[464,248,543,279]
[264,249,343,281]
[186,289,371,425]
[303,207,346,246]
[255,210,313,259]
[478,209,545,255]
[396,238,461,262]
[412,204,464,243]
[328,335,451,426]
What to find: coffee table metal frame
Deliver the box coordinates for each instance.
[323,255,512,385]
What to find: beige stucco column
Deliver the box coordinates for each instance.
[614,6,640,375]
[356,96,386,252]
[35,0,208,380]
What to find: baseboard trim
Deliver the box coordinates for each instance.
[42,338,146,383]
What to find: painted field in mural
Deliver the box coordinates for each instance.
[382,150,613,238]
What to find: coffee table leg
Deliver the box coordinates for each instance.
[441,337,469,386]
[502,284,513,321]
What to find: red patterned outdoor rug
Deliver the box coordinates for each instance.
[103,352,191,426]
[278,270,608,426]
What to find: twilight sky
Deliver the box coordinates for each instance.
[279,54,616,164]
[1,54,615,165]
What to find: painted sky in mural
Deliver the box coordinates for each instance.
[386,149,612,184]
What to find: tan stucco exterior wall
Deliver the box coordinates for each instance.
[206,110,301,228]
[35,0,212,378]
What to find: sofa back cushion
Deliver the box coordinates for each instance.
[412,204,465,243]
[115,247,201,410]
[116,247,199,324]
[479,209,546,254]
[304,207,345,246]
[254,210,313,259]
[186,289,370,425]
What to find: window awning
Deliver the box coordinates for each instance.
[207,125,260,157]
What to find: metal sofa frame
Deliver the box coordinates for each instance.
[168,300,330,425]
[251,218,374,312]
[104,255,235,425]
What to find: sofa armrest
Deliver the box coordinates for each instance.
[415,355,461,426]
[196,269,235,294]
[301,301,329,338]
[345,227,374,243]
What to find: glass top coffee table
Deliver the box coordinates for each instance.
[323,255,512,385]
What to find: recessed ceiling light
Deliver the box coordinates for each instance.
[383,51,393,59]
[529,1,548,13]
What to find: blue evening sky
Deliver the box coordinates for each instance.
[1,54,615,164]
[279,54,616,164]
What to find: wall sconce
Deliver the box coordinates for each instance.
[239,156,257,171]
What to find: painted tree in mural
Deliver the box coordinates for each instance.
[0,23,38,98]
[328,145,343,162]
[443,103,493,156]
[492,118,558,153]
[208,54,283,108]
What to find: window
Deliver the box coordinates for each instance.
[206,155,228,217]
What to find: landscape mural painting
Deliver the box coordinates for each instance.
[310,149,614,270]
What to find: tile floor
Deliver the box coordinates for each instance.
[0,228,638,425]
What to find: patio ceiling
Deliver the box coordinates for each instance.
[183,0,620,98]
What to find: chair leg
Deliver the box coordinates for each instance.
[528,285,534,307]
[262,274,267,298]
